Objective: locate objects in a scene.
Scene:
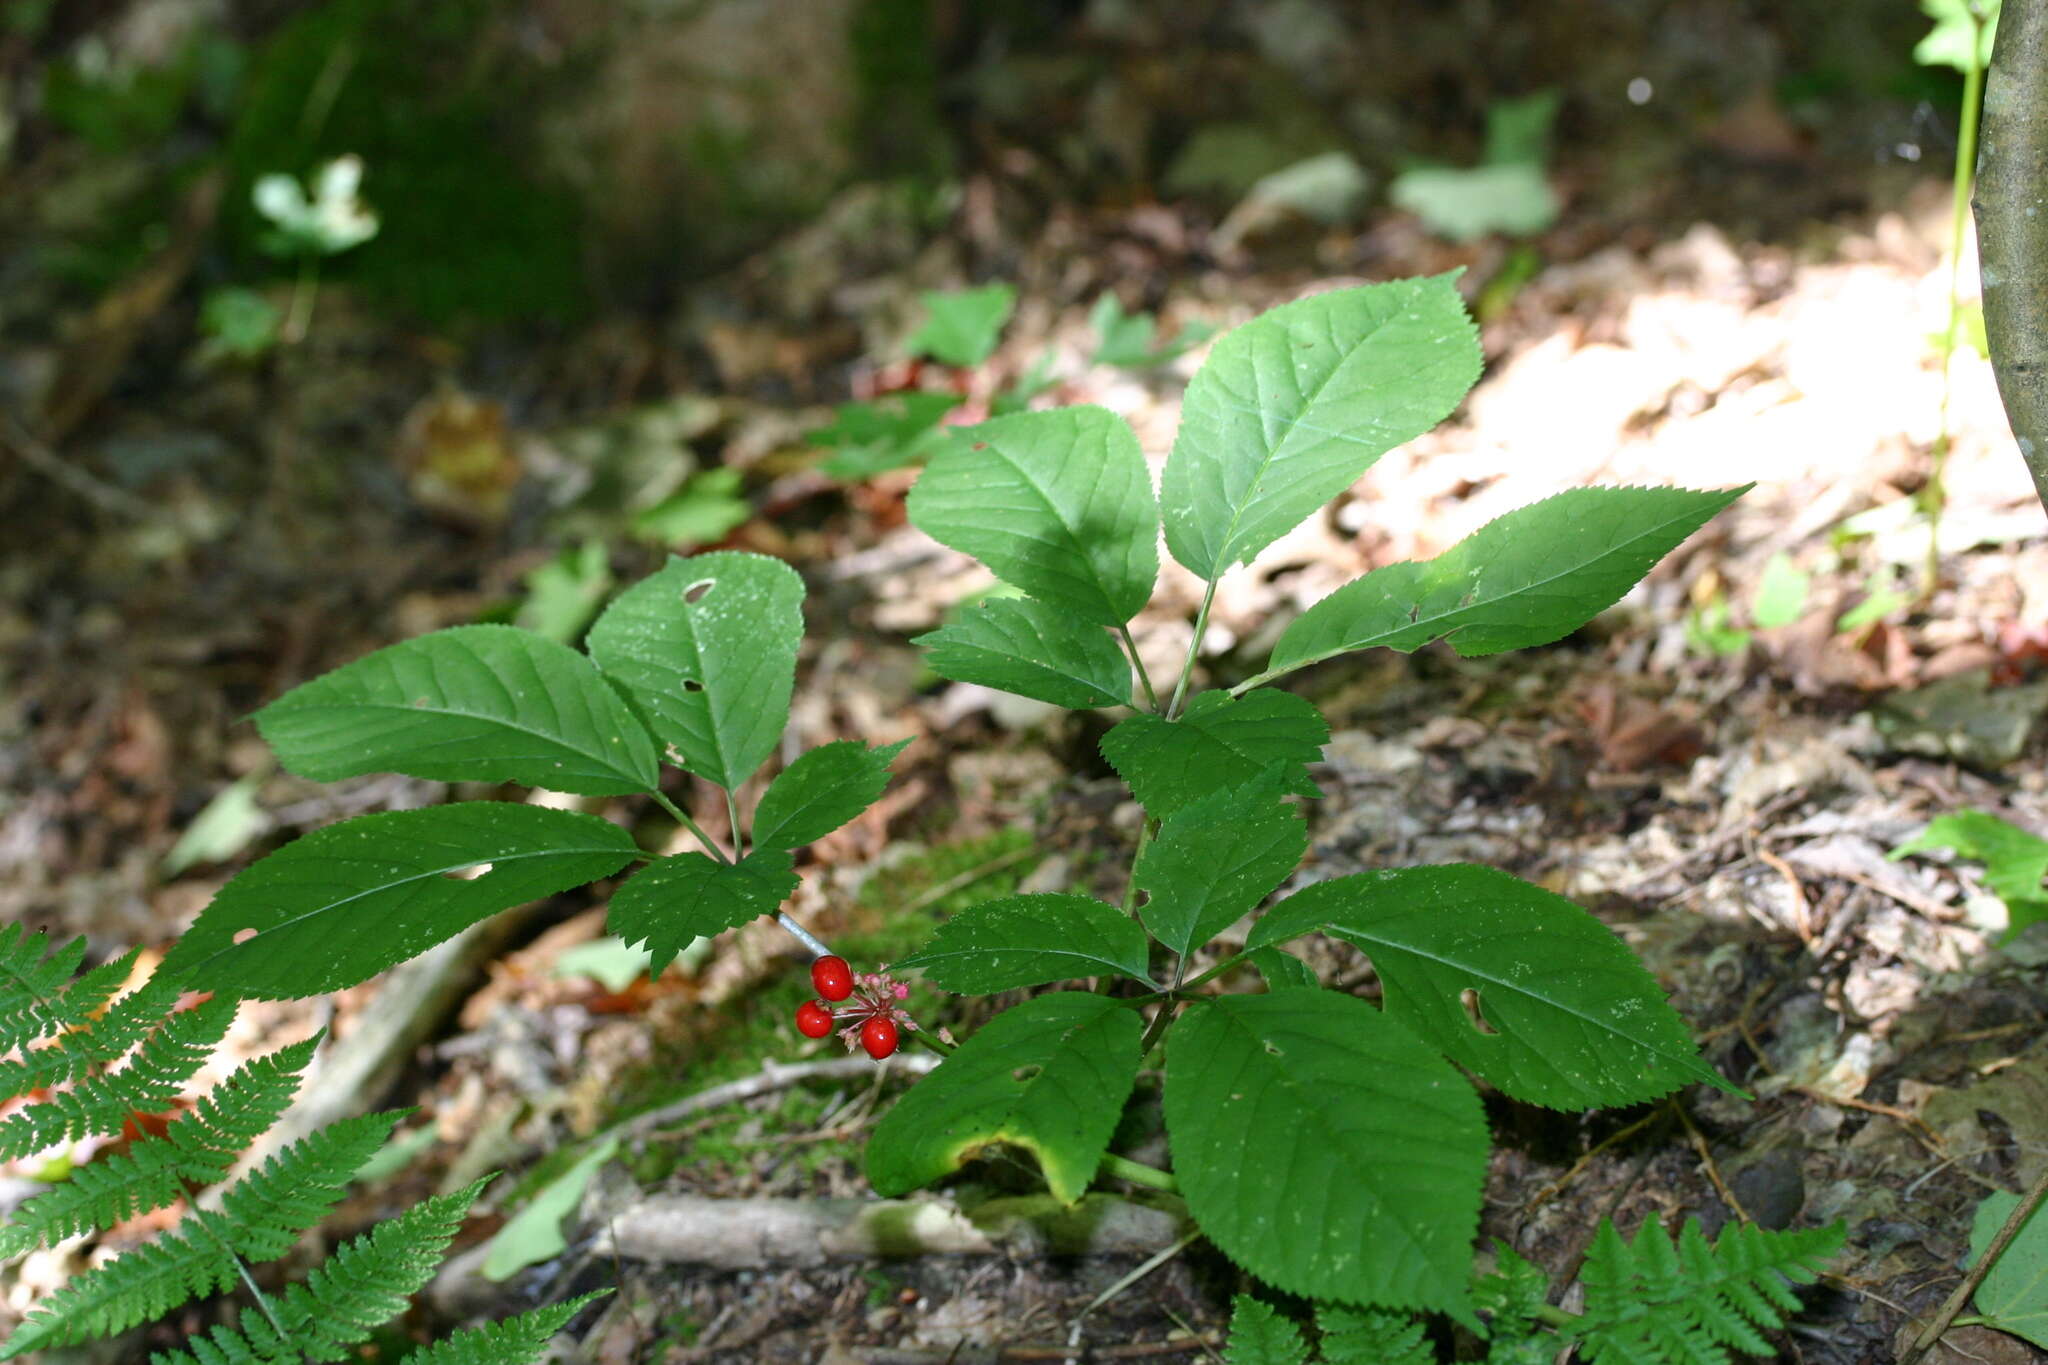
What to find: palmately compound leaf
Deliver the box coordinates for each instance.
[751,738,911,850]
[1971,1189,2048,1348]
[606,849,799,978]
[1100,689,1327,820]
[1165,992,1488,1318]
[1133,768,1305,957]
[1247,865,1731,1109]
[866,992,1141,1205]
[908,283,1016,367]
[1577,1217,1844,1365]
[1162,276,1482,581]
[892,894,1155,992]
[255,624,661,796]
[586,551,804,790]
[1266,485,1749,679]
[1222,1295,1310,1365]
[914,596,1132,708]
[906,406,1159,627]
[161,804,639,1000]
[1891,809,2048,942]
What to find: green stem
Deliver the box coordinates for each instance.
[1927,12,1989,596]
[652,790,730,864]
[1533,1304,1580,1331]
[911,1027,956,1058]
[282,257,319,344]
[1166,579,1220,719]
[1137,998,1180,1056]
[1118,623,1160,712]
[1120,820,1157,923]
[1099,1152,1177,1192]
[724,787,745,860]
[1175,952,1247,994]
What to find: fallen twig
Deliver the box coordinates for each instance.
[613,1051,939,1140]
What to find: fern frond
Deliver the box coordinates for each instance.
[0,1038,319,1259]
[0,970,187,1104]
[1578,1217,1846,1365]
[0,928,105,1057]
[398,1290,609,1365]
[0,993,236,1161]
[0,1111,398,1359]
[1224,1294,1310,1365]
[1316,1305,1432,1364]
[149,1179,490,1365]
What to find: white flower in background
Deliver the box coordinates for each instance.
[253,154,380,257]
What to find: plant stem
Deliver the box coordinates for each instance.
[1120,820,1157,923]
[724,787,745,859]
[1099,1152,1177,1192]
[776,911,830,957]
[910,1027,957,1058]
[1166,579,1220,719]
[1137,999,1179,1056]
[1901,1161,2048,1364]
[1533,1304,1580,1331]
[282,256,319,344]
[1926,7,1990,596]
[1118,623,1160,712]
[652,789,730,863]
[1175,952,1246,994]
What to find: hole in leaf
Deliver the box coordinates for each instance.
[682,679,704,693]
[1012,1064,1043,1083]
[1263,1040,1283,1056]
[1460,987,1499,1035]
[231,927,258,945]
[441,863,494,881]
[683,579,715,605]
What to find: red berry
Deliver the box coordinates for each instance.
[860,1016,898,1059]
[811,955,854,1002]
[795,1000,835,1039]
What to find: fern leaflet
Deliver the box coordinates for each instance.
[0,1111,398,1357]
[0,992,236,1161]
[396,1290,609,1365]
[0,969,186,1099]
[0,1037,319,1259]
[1225,1295,1310,1365]
[1577,1217,1846,1365]
[150,1180,490,1365]
[1317,1304,1432,1364]
[0,926,95,1055]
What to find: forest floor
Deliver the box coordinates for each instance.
[7,158,2048,1364]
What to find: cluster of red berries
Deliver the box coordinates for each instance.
[794,954,908,1059]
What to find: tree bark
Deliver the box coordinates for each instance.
[1977,0,2048,514]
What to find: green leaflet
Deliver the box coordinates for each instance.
[401,1293,611,1365]
[586,551,804,790]
[906,406,1160,627]
[1133,768,1305,956]
[892,893,1155,991]
[1247,865,1732,1108]
[1972,1189,2048,1347]
[1244,946,1318,992]
[255,624,661,796]
[1891,809,2048,942]
[1223,1295,1309,1365]
[866,992,1140,1205]
[1100,689,1327,820]
[1266,486,1749,678]
[752,739,910,850]
[1165,992,1487,1318]
[161,804,639,1000]
[908,284,1016,366]
[914,596,1132,708]
[1577,1217,1844,1364]
[606,848,800,978]
[1162,277,1482,581]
